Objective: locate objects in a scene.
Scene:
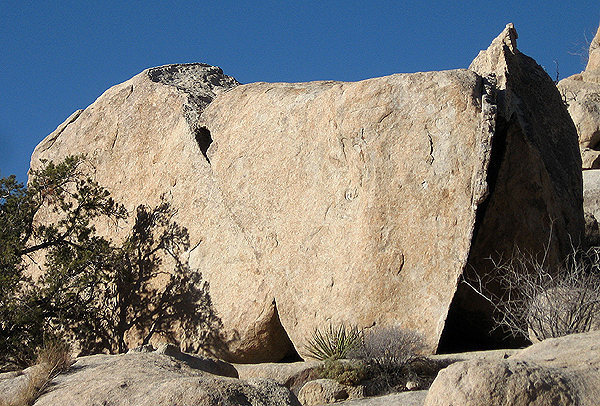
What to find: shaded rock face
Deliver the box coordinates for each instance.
[30,25,583,362]
[439,24,583,352]
[425,330,600,406]
[558,24,600,169]
[12,352,301,406]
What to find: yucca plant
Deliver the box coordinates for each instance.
[304,324,362,360]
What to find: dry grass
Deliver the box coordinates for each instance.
[0,340,72,406]
[350,325,426,367]
[464,246,600,342]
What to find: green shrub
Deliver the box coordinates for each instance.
[303,324,361,361]
[317,359,369,386]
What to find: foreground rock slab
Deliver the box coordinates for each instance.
[235,361,321,394]
[337,390,428,406]
[424,330,600,406]
[27,352,300,406]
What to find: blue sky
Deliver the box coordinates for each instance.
[1,1,599,182]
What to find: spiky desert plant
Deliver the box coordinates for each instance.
[304,324,361,360]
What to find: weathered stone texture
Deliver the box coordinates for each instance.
[30,25,583,362]
[298,378,364,405]
[425,330,600,406]
[439,24,583,351]
[17,352,301,406]
[30,64,296,363]
[200,70,493,355]
[558,23,600,169]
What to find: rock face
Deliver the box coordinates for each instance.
[424,330,600,406]
[558,24,600,169]
[560,23,600,243]
[439,24,583,351]
[30,25,583,362]
[584,169,600,223]
[11,351,300,406]
[31,63,297,363]
[200,69,493,356]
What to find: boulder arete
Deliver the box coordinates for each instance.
[30,25,583,362]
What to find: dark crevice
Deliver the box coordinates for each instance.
[195,126,212,164]
[437,111,528,353]
[588,130,600,151]
[272,301,302,363]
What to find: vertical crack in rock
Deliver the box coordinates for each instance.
[111,127,119,150]
[125,84,134,99]
[427,132,435,164]
[437,74,503,353]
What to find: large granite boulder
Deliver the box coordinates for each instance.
[424,330,600,406]
[439,23,583,351]
[30,24,583,362]
[0,351,300,406]
[558,24,600,169]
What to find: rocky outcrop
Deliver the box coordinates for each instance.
[439,24,583,351]
[561,25,600,242]
[30,25,583,362]
[558,24,600,169]
[4,351,301,406]
[424,330,600,406]
[30,63,297,363]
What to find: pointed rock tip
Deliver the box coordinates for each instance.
[468,23,519,83]
[496,23,518,53]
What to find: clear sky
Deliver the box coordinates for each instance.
[1,1,599,183]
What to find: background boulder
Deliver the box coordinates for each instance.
[558,24,600,169]
[439,24,583,351]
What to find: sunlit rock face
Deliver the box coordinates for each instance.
[31,24,583,362]
[558,24,600,169]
